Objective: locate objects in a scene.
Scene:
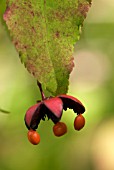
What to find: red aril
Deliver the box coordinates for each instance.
[27,129,40,145]
[74,114,85,131]
[53,122,67,137]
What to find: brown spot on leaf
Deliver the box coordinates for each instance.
[65,56,74,73]
[54,31,60,38]
[14,41,18,47]
[54,11,65,22]
[31,26,36,33]
[24,45,27,49]
[26,59,37,77]
[30,11,35,17]
[77,3,90,18]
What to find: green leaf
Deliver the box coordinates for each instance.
[0,0,6,23]
[4,0,91,95]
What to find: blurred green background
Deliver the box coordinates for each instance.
[0,1,114,170]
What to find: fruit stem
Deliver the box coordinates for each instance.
[37,81,46,100]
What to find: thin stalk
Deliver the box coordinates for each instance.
[37,81,46,100]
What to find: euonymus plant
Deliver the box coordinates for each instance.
[3,0,91,145]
